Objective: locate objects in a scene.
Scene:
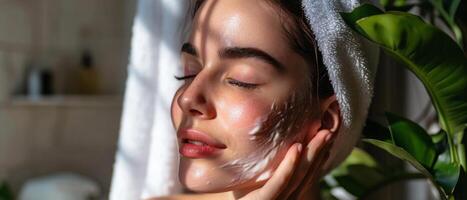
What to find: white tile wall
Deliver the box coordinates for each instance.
[0,97,123,195]
[0,0,135,196]
[0,0,134,96]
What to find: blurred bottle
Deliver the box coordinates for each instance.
[78,50,99,94]
[27,64,53,99]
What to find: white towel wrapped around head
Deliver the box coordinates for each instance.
[302,0,379,169]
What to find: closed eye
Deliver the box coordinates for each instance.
[174,74,197,81]
[227,78,259,89]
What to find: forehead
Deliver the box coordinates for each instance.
[190,0,296,63]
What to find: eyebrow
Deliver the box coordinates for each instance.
[181,43,198,56]
[219,47,285,72]
[181,42,285,72]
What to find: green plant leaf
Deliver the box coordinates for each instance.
[0,182,13,200]
[385,4,418,12]
[363,139,448,199]
[459,143,466,172]
[341,4,467,163]
[330,148,384,197]
[430,129,461,195]
[432,155,461,194]
[432,143,461,195]
[386,112,437,169]
[447,0,461,18]
[333,174,367,197]
[394,0,407,7]
[362,119,392,142]
[432,130,450,158]
[363,139,432,177]
[428,0,463,45]
[379,0,389,7]
[379,0,408,8]
[341,4,383,33]
[432,130,448,144]
[330,147,433,198]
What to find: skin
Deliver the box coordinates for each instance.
[162,0,342,199]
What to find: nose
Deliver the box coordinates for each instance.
[177,77,216,120]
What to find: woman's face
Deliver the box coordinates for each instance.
[171,0,312,193]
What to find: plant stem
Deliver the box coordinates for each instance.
[448,133,459,163]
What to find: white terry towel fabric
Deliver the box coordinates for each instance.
[109,0,187,199]
[302,0,380,170]
[110,0,379,199]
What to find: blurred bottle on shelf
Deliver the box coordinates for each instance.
[27,64,53,99]
[77,50,99,95]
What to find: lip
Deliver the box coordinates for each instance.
[178,128,227,158]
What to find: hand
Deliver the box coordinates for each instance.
[239,130,335,200]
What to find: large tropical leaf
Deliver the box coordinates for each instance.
[363,139,449,199]
[341,3,467,152]
[363,139,432,178]
[386,112,437,169]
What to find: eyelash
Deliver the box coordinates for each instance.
[174,75,258,90]
[227,78,259,90]
[174,75,196,81]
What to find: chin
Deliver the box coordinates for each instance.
[178,158,220,193]
[178,158,244,193]
[179,172,229,193]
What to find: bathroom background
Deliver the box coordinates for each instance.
[0,0,135,198]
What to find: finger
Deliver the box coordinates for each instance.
[291,131,335,199]
[256,143,302,200]
[288,150,331,200]
[276,130,331,199]
[303,131,334,185]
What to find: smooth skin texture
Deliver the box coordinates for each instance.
[151,0,342,199]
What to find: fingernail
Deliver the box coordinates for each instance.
[297,143,303,153]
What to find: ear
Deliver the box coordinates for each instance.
[304,95,341,142]
[319,95,340,133]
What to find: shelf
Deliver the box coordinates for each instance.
[4,95,123,108]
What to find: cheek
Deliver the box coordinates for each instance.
[171,89,183,129]
[216,97,269,137]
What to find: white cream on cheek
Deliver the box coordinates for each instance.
[248,116,265,141]
[208,98,278,185]
[219,100,290,185]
